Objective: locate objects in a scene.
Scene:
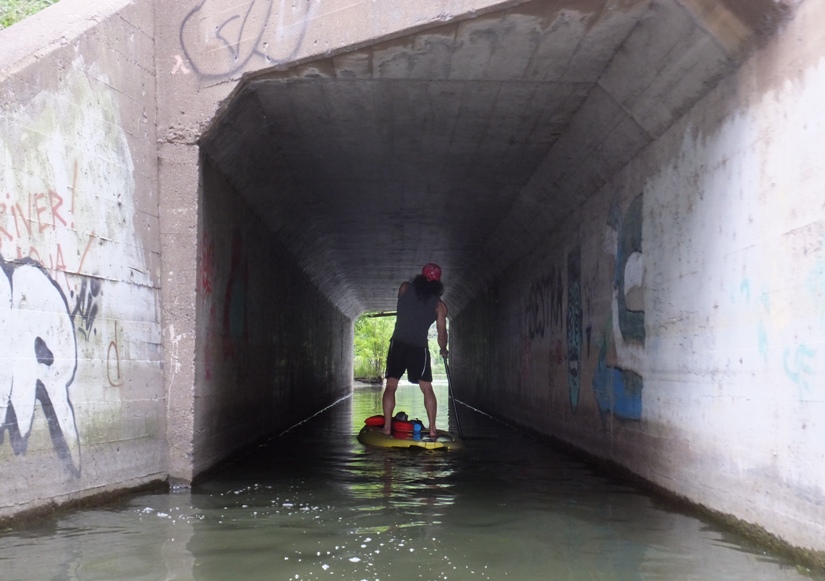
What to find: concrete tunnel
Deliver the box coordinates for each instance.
[185,0,823,559]
[0,0,823,567]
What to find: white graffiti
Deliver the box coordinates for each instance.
[171,54,191,75]
[0,259,80,476]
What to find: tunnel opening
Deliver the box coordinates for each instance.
[353,311,395,385]
[353,309,451,383]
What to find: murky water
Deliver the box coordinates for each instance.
[0,382,819,581]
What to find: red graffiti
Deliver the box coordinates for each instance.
[205,302,216,381]
[222,230,248,359]
[200,232,217,380]
[1,163,94,292]
[200,232,215,295]
[2,189,67,240]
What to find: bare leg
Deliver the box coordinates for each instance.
[382,377,399,435]
[418,381,438,437]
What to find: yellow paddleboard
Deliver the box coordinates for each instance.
[357,425,464,450]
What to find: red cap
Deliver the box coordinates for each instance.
[422,263,442,282]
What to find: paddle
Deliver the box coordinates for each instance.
[442,356,462,438]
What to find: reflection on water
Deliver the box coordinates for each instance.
[0,383,819,581]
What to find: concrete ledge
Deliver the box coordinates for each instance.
[0,0,133,80]
[0,476,168,528]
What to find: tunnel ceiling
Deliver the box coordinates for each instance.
[200,0,790,319]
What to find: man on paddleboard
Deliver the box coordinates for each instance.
[382,263,448,438]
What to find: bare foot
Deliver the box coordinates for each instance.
[381,427,392,436]
[429,429,437,438]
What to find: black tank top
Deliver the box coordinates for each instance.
[392,288,438,348]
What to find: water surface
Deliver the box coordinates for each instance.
[0,382,818,581]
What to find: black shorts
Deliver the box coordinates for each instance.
[385,339,432,384]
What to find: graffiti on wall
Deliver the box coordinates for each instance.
[200,231,216,380]
[784,344,816,392]
[0,258,80,477]
[782,227,824,396]
[525,266,564,340]
[521,266,561,393]
[0,176,98,475]
[177,0,315,80]
[222,229,248,359]
[107,321,124,388]
[0,185,95,284]
[71,277,102,341]
[0,167,95,478]
[566,247,582,411]
[199,228,249,381]
[0,59,156,477]
[592,195,645,421]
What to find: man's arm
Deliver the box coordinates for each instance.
[436,300,448,357]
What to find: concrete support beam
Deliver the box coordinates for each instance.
[158,142,199,484]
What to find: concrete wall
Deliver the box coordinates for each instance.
[195,156,352,477]
[0,0,164,516]
[453,0,825,554]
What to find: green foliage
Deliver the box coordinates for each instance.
[427,324,446,374]
[0,0,60,30]
[353,314,395,380]
[353,313,449,380]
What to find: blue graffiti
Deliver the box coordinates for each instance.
[592,335,642,421]
[740,278,751,303]
[784,344,816,393]
[806,258,825,329]
[757,323,769,361]
[593,195,644,421]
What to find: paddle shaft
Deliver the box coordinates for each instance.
[443,356,462,437]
